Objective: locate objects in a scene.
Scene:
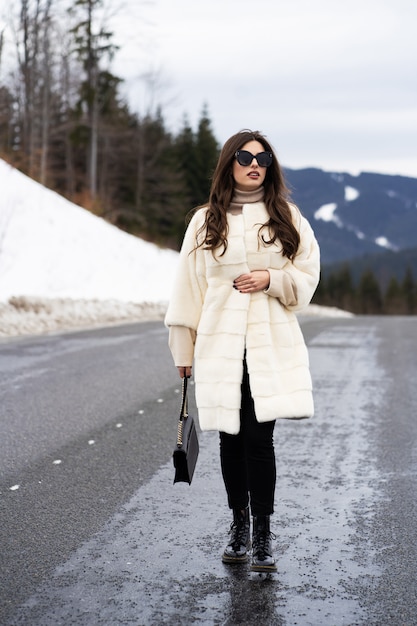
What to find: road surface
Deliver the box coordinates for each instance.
[1,316,416,625]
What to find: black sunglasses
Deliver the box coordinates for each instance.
[235,150,273,168]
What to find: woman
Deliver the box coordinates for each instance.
[165,129,320,572]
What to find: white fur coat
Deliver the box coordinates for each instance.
[165,202,320,434]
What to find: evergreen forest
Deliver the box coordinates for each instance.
[312,266,416,315]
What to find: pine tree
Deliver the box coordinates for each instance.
[357,269,383,314]
[0,85,15,155]
[174,107,219,211]
[194,104,219,203]
[174,116,199,209]
[402,267,416,314]
[112,110,187,248]
[324,264,355,311]
[384,277,405,314]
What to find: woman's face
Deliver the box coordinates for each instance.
[232,140,268,191]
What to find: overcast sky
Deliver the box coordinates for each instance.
[112,0,416,178]
[1,0,415,178]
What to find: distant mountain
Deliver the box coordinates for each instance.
[285,168,417,265]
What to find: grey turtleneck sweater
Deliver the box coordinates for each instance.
[228,186,265,214]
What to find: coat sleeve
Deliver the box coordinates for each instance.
[265,209,320,312]
[168,326,196,366]
[164,210,207,330]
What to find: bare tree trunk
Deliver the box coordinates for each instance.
[40,0,53,186]
[19,0,31,168]
[16,0,44,177]
[89,63,98,199]
[85,0,98,200]
[136,121,144,216]
[28,0,41,177]
[61,52,75,198]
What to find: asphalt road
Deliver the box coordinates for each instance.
[1,316,416,625]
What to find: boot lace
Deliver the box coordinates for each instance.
[253,529,276,559]
[228,519,249,550]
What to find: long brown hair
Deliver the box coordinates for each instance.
[195,129,300,259]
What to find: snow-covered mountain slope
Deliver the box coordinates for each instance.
[0,159,179,303]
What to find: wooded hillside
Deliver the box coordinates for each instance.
[0,0,220,250]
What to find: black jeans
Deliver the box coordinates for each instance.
[219,359,276,516]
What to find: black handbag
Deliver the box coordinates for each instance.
[173,376,199,484]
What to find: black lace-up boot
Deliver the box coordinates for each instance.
[251,515,277,573]
[222,507,251,564]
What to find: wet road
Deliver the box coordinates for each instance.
[1,316,417,625]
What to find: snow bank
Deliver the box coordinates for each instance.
[0,297,353,339]
[0,296,168,338]
[297,304,354,319]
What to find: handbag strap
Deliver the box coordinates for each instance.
[176,376,189,447]
[180,376,189,421]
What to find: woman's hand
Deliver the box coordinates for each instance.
[177,366,192,379]
[233,270,270,293]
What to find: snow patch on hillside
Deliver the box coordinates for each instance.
[314,202,344,228]
[375,236,396,250]
[345,186,360,201]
